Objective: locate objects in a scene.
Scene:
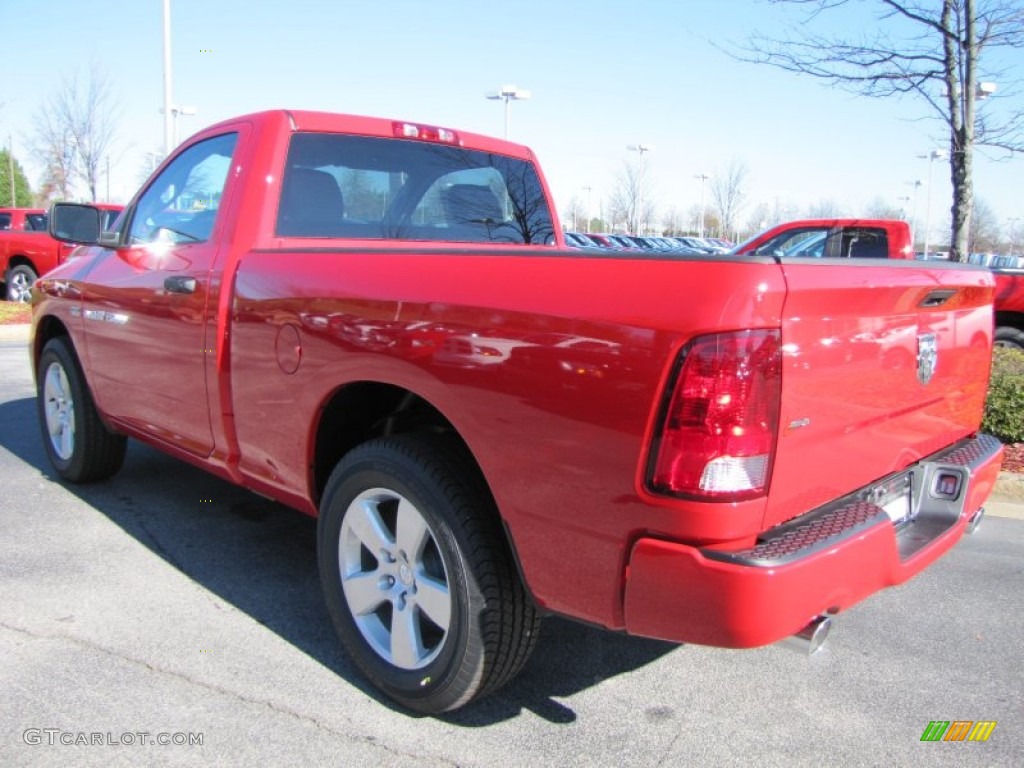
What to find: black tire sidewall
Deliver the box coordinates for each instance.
[994,326,1024,351]
[37,339,88,480]
[318,442,482,712]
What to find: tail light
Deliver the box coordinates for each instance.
[648,329,782,500]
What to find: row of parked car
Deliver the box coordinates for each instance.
[563,232,733,255]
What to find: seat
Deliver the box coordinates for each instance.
[277,167,345,236]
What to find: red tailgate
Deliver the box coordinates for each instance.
[764,260,995,529]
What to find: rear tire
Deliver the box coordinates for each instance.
[37,337,126,483]
[6,264,38,303]
[318,435,539,713]
[994,326,1024,350]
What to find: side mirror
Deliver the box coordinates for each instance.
[49,203,101,245]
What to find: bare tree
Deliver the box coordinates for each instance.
[865,196,906,218]
[662,206,687,236]
[609,159,656,234]
[33,66,121,202]
[710,159,749,239]
[30,105,76,202]
[969,197,1002,252]
[745,202,774,237]
[734,0,1024,261]
[805,198,846,218]
[563,195,587,231]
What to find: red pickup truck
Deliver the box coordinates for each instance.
[731,218,915,259]
[992,269,1024,348]
[1,205,122,302]
[734,218,1024,349]
[35,110,1002,713]
[0,207,49,231]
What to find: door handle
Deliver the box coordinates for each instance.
[919,289,955,308]
[164,276,197,294]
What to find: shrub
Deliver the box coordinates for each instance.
[983,347,1024,443]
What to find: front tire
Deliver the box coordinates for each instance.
[37,337,126,483]
[6,264,38,303]
[318,435,539,713]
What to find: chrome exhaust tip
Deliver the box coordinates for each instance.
[778,615,831,655]
[966,507,984,535]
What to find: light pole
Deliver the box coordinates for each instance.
[165,105,197,147]
[582,186,593,232]
[694,173,712,238]
[485,85,531,140]
[905,179,922,244]
[162,0,174,155]
[627,144,654,235]
[7,134,14,207]
[918,149,947,259]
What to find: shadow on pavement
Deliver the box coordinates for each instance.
[0,395,677,724]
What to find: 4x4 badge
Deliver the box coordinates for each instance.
[917,333,938,385]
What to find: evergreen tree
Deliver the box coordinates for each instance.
[0,149,34,207]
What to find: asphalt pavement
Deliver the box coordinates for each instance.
[1,334,1022,767]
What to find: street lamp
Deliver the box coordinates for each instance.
[160,104,197,147]
[172,105,196,146]
[485,85,531,140]
[694,173,712,238]
[627,144,654,235]
[918,149,947,258]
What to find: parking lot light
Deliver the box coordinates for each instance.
[486,85,531,140]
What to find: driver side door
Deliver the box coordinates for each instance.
[82,131,240,457]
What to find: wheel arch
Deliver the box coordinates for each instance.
[309,380,537,601]
[32,314,72,380]
[5,254,39,274]
[994,310,1024,334]
[311,380,486,506]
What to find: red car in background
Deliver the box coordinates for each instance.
[731,219,914,259]
[1,204,122,302]
[0,207,49,232]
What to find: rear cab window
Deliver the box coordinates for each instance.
[275,133,555,245]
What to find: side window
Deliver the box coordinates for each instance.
[128,133,238,246]
[756,228,828,258]
[0,213,11,230]
[26,214,49,231]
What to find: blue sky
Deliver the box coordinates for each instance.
[4,0,1021,242]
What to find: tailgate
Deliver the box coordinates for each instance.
[764,259,995,529]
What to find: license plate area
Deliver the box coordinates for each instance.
[864,473,914,526]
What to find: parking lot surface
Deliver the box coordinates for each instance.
[1,339,1021,766]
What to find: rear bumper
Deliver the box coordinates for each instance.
[623,434,1003,647]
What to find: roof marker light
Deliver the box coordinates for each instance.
[392,121,461,145]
